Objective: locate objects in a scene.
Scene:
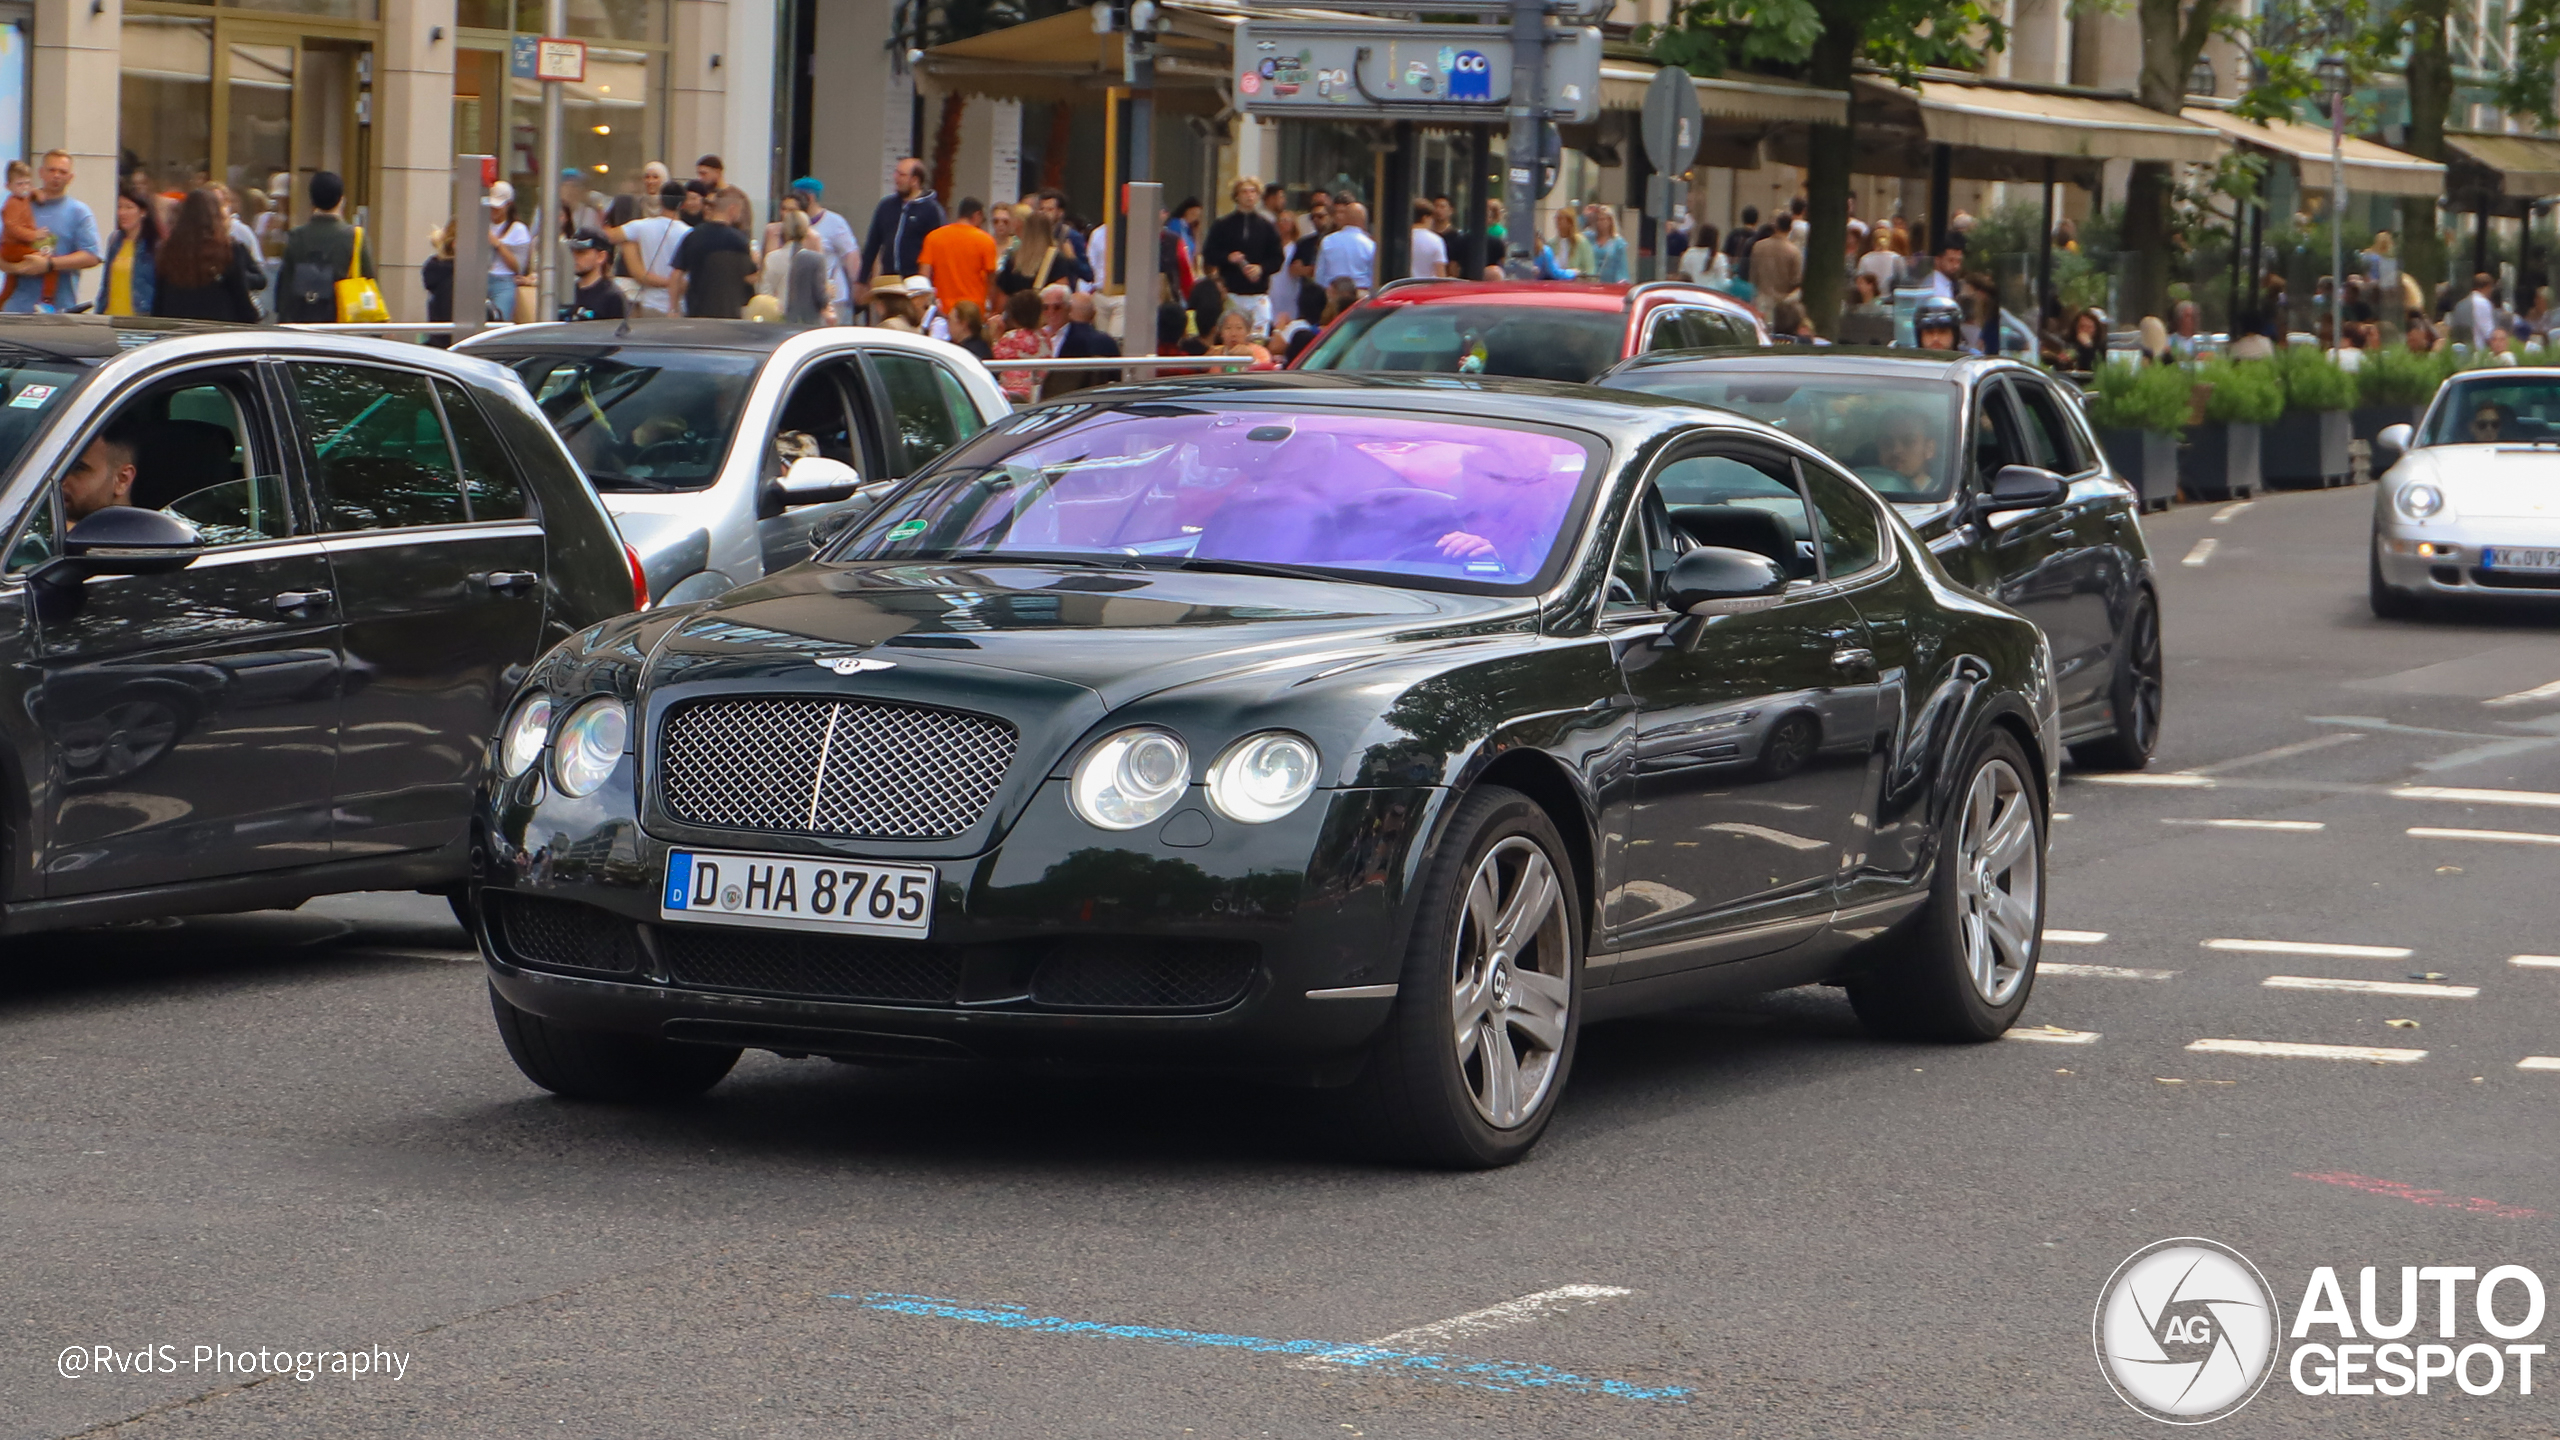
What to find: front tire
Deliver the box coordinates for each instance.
[2068,589,2162,771]
[2369,540,2421,619]
[1849,729,2045,1042]
[489,985,740,1102]
[1346,785,1582,1168]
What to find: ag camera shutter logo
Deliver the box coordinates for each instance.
[2094,1238,2281,1424]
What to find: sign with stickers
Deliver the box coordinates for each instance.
[1232,21,1600,123]
[10,384,55,409]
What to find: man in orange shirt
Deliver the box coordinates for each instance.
[916,196,997,312]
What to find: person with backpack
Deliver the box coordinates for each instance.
[275,171,372,323]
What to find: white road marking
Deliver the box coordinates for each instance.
[2187,1038,2428,1063]
[2005,1026,2100,1044]
[2042,962,2177,980]
[2406,826,2560,847]
[2511,955,2560,970]
[2044,928,2110,944]
[2186,733,2363,775]
[2211,501,2254,524]
[2519,1057,2560,1072]
[2393,785,2560,809]
[2182,537,2219,567]
[2160,818,2326,832]
[2484,678,2560,708]
[1356,1286,1634,1350]
[2262,975,2480,999]
[2203,938,2415,960]
[2082,773,2218,788]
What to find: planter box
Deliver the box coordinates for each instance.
[2262,409,2354,489]
[2351,403,2426,442]
[2180,421,2261,501]
[2097,427,2179,512]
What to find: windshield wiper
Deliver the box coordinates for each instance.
[1173,556,1387,586]
[930,549,1144,569]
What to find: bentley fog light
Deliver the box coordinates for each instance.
[1071,727,1190,830]
[552,698,630,797]
[499,692,553,778]
[1206,732,1320,823]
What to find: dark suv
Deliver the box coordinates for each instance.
[0,317,639,931]
[1289,280,1768,383]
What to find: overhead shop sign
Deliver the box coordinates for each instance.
[1233,21,1602,124]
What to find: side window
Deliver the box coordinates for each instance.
[1802,463,1884,578]
[291,363,468,530]
[1652,450,1817,581]
[2009,379,2089,474]
[1970,386,2028,489]
[773,362,860,472]
[1644,308,1689,352]
[1604,504,1656,613]
[435,380,530,520]
[12,375,292,564]
[7,482,55,572]
[868,352,971,475]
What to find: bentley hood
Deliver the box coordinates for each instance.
[2403,446,2560,520]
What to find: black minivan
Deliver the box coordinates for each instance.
[0,316,638,932]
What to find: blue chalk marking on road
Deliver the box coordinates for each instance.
[838,1292,1689,1403]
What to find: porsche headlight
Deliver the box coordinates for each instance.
[499,692,553,778]
[1206,731,1320,823]
[2397,482,2446,521]
[551,698,630,798]
[1070,727,1191,830]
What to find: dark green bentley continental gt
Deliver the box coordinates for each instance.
[470,374,2059,1167]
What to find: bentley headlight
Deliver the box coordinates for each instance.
[1206,731,1320,823]
[552,698,630,797]
[1071,727,1191,830]
[2398,482,2446,520]
[499,692,553,778]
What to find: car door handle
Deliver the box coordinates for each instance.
[1832,647,1876,673]
[272,589,334,616]
[483,570,540,595]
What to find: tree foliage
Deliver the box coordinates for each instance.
[1636,0,2006,82]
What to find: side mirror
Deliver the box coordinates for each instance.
[759,455,863,520]
[27,507,205,619]
[1664,545,1788,614]
[1980,464,2071,514]
[2374,423,2413,475]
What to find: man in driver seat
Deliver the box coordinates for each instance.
[1857,407,1939,497]
[60,415,147,523]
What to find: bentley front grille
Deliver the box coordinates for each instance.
[656,697,1016,840]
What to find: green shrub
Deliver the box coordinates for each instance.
[2200,359,2285,425]
[2277,344,2356,412]
[2357,347,2439,407]
[2086,359,2192,436]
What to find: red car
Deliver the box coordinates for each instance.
[1289,279,1770,382]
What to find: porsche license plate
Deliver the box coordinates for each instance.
[2485,547,2560,572]
[660,850,934,938]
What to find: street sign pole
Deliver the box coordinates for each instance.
[1636,66,1700,285]
[537,0,566,321]
[1501,0,1544,279]
[454,154,494,338]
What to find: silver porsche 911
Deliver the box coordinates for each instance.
[2371,369,2560,617]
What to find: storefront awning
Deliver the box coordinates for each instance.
[1895,81,2226,166]
[1596,63,1847,126]
[2443,129,2560,199]
[2181,107,2444,197]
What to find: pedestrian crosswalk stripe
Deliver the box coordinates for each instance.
[2511,955,2560,970]
[2044,929,2109,944]
[2204,938,2415,960]
[2406,826,2560,847]
[2393,785,2560,808]
[2188,1038,2427,1063]
[2042,962,2176,980]
[2162,818,2325,831]
[2483,679,2560,708]
[2005,1026,2099,1044]
[2519,1057,2560,1071]
[2084,773,2217,788]
[2262,975,2479,999]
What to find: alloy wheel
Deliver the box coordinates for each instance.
[1955,757,2039,1006]
[1450,836,1572,1129]
[2124,601,2163,755]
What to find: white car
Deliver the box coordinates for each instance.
[462,320,1011,605]
[2370,368,2560,617]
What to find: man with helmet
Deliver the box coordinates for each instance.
[1914,296,1966,352]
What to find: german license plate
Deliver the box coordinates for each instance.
[2485,547,2560,572]
[660,849,934,938]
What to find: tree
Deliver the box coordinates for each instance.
[2119,0,2235,323]
[1640,0,2006,337]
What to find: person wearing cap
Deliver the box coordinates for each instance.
[275,169,370,323]
[485,181,531,321]
[618,182,690,316]
[790,177,860,323]
[558,228,627,321]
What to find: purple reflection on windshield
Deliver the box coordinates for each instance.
[940,409,1596,586]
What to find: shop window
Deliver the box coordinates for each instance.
[120,17,214,195]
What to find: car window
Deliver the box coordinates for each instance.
[774,361,861,473]
[501,346,761,492]
[1653,450,1817,581]
[1802,463,1884,578]
[1686,308,1758,348]
[1604,504,1656,613]
[435,380,530,520]
[1602,369,1960,503]
[868,351,977,476]
[2008,379,2087,473]
[1644,309,1690,352]
[1295,302,1624,382]
[292,362,471,530]
[1971,385,2028,490]
[11,374,291,571]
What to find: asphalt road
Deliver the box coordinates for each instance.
[12,482,2560,1439]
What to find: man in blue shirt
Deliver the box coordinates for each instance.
[3,150,99,313]
[1314,201,1375,294]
